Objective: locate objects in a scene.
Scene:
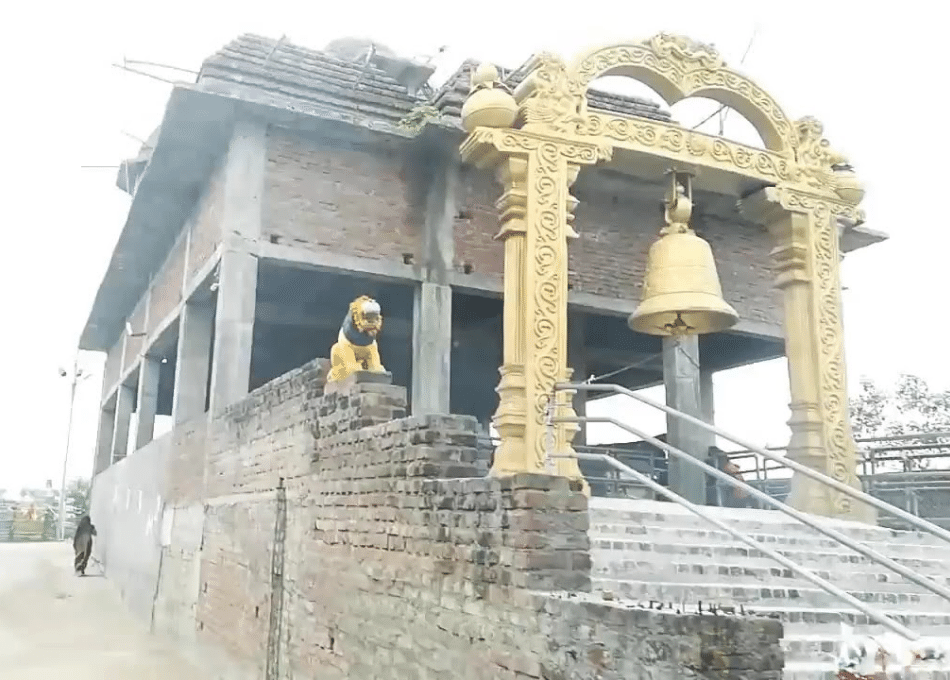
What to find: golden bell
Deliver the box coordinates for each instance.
[628,229,739,336]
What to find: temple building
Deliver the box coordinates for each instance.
[81,34,884,478]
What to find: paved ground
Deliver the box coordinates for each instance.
[0,542,204,679]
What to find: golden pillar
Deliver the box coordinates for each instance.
[459,64,611,487]
[455,38,877,521]
[743,184,873,522]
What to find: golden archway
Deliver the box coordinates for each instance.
[460,33,870,520]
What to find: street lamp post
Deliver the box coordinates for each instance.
[58,358,90,541]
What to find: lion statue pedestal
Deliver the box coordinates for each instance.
[327,296,387,384]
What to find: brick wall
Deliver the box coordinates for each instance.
[148,233,186,334]
[454,166,504,275]
[170,364,783,679]
[92,359,783,680]
[165,417,209,505]
[262,127,421,261]
[187,166,224,282]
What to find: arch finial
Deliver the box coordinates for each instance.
[648,32,725,70]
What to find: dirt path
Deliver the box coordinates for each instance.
[0,542,204,679]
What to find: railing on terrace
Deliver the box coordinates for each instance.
[476,429,950,529]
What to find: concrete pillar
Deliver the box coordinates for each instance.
[700,367,715,427]
[568,313,588,446]
[209,251,257,413]
[134,355,161,449]
[663,334,706,503]
[411,282,452,415]
[110,383,134,464]
[208,119,265,414]
[411,152,458,415]
[174,302,214,423]
[93,407,116,475]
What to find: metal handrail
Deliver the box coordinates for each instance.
[555,413,950,608]
[557,381,950,546]
[561,451,920,641]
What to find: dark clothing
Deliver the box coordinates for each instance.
[72,517,96,576]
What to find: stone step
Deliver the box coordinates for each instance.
[783,633,950,666]
[591,558,950,591]
[592,578,949,610]
[584,597,950,634]
[588,499,950,548]
[590,538,950,575]
[784,660,950,680]
[589,519,950,556]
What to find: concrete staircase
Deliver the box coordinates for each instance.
[589,497,950,680]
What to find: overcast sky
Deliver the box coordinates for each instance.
[2,0,946,494]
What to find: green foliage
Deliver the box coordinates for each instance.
[397,105,442,133]
[850,374,950,470]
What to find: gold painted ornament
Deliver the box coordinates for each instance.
[629,174,738,336]
[460,63,518,133]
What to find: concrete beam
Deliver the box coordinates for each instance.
[411,282,452,415]
[254,300,412,336]
[663,335,707,504]
[110,383,134,465]
[134,356,161,449]
[257,241,422,284]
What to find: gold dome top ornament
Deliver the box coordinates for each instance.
[461,63,519,132]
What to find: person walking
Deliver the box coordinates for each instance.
[72,515,97,576]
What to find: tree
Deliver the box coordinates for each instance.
[850,374,950,471]
[65,478,91,522]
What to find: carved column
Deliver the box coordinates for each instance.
[743,185,873,521]
[460,129,610,487]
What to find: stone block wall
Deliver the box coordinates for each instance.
[91,358,784,680]
[89,433,171,623]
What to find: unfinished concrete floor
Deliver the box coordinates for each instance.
[0,542,203,679]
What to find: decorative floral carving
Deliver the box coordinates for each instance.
[792,117,852,192]
[648,32,725,70]
[577,112,793,182]
[527,141,567,468]
[520,53,591,135]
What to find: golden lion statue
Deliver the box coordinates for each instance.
[327,296,386,383]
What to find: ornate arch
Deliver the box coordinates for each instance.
[564,33,797,155]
